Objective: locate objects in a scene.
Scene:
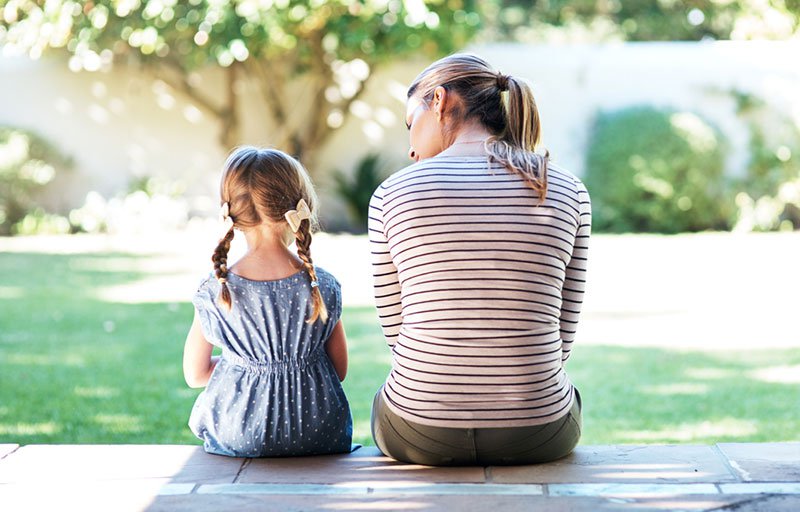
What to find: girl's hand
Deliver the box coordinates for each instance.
[183,310,217,388]
[325,320,348,382]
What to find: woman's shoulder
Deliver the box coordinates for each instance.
[377,156,494,195]
[547,162,589,195]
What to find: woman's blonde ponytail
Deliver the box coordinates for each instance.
[487,74,548,202]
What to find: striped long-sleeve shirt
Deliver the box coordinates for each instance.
[368,155,591,428]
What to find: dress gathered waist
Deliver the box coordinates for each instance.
[224,348,324,374]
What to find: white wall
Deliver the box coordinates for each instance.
[1,41,798,229]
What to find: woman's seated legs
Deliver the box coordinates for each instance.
[371,387,582,466]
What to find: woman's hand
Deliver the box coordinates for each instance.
[325,320,348,382]
[183,310,218,388]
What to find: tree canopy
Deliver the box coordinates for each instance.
[479,0,800,42]
[1,0,479,166]
[1,1,796,169]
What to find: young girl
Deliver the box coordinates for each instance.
[183,146,352,457]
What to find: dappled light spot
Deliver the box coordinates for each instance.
[592,470,717,480]
[644,500,729,511]
[183,104,203,123]
[68,256,146,272]
[362,120,384,143]
[641,383,709,396]
[88,103,110,124]
[621,419,757,442]
[93,414,144,433]
[0,421,59,435]
[684,367,736,380]
[749,365,800,384]
[7,353,85,366]
[74,386,119,399]
[175,388,199,399]
[90,81,107,99]
[0,286,23,299]
[54,97,72,115]
[356,464,430,472]
[323,501,428,510]
[94,275,200,303]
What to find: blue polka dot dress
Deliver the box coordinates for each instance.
[188,267,353,457]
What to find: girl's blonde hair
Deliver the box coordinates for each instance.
[408,53,548,201]
[212,146,328,323]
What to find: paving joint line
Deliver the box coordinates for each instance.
[706,493,779,512]
[712,443,745,482]
[232,458,251,484]
[0,446,20,461]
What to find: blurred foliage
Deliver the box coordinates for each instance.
[0,127,72,236]
[478,0,800,42]
[584,107,734,233]
[731,90,800,231]
[332,153,390,232]
[0,0,480,165]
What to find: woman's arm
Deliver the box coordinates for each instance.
[559,182,592,365]
[368,187,403,348]
[183,310,219,388]
[325,320,348,382]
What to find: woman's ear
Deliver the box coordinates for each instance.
[433,86,447,120]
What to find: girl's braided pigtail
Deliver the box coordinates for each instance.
[212,226,235,310]
[295,220,329,324]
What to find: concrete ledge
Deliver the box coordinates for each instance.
[0,442,797,511]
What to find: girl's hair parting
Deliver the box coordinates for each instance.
[212,146,328,323]
[407,53,548,201]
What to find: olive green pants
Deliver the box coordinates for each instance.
[371,387,581,466]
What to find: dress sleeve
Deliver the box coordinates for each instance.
[191,276,225,348]
[368,186,402,348]
[559,181,591,364]
[329,276,343,325]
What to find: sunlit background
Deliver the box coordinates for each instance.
[0,1,798,447]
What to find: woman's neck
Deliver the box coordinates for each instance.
[437,124,493,158]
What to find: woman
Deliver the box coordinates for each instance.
[368,53,591,466]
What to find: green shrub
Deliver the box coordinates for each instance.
[0,127,72,235]
[730,91,800,232]
[332,153,390,232]
[584,107,734,233]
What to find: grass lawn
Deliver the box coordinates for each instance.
[1,250,798,447]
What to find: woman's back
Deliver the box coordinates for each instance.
[369,155,591,428]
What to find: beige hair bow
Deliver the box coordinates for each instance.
[284,199,311,233]
[220,202,234,233]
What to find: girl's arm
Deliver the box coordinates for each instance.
[325,320,348,382]
[183,310,219,388]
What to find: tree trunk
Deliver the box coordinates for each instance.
[218,64,240,149]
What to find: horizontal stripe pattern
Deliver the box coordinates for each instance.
[369,156,591,428]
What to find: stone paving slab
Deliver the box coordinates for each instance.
[715,494,800,512]
[145,493,653,512]
[0,445,245,484]
[0,444,18,460]
[1,443,799,511]
[717,442,800,482]
[0,479,175,512]
[489,445,739,484]
[238,446,486,484]
[195,482,543,496]
[719,482,800,494]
